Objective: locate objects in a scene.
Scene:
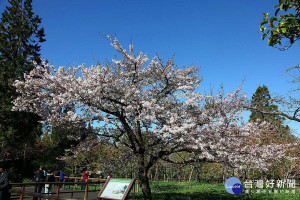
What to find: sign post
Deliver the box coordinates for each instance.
[97,178,135,200]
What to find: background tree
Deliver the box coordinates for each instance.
[250,85,283,122]
[250,85,293,140]
[0,0,45,179]
[34,122,90,172]
[259,0,300,50]
[249,85,299,180]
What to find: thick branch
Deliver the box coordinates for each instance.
[245,106,300,122]
[118,116,140,151]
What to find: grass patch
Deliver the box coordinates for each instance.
[127,181,300,200]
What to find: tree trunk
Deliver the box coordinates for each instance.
[154,166,158,181]
[137,153,152,200]
[188,165,194,184]
[222,164,225,183]
[22,144,27,172]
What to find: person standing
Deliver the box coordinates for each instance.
[81,170,89,191]
[34,167,43,193]
[58,170,64,190]
[43,169,47,182]
[59,171,64,182]
[0,162,10,200]
[45,170,55,195]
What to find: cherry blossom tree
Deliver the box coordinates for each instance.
[12,37,295,199]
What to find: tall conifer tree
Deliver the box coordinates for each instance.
[250,85,291,141]
[0,0,45,163]
[249,85,283,123]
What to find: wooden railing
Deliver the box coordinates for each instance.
[55,176,138,194]
[10,176,138,200]
[9,180,106,200]
[53,176,107,190]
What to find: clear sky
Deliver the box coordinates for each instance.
[0,0,299,135]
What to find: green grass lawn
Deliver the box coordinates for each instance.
[126,181,300,200]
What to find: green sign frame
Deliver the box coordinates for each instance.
[97,178,135,200]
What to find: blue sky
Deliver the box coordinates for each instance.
[0,0,299,135]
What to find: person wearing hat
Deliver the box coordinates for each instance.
[0,162,10,200]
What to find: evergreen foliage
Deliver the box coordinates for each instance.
[249,85,291,141]
[0,0,45,165]
[250,85,283,123]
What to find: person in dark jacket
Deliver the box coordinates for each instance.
[0,162,10,200]
[45,170,55,195]
[34,167,44,193]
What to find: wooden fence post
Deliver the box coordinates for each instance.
[84,182,88,200]
[56,184,60,197]
[19,184,25,200]
[74,178,77,190]
[33,183,38,200]
[132,181,135,195]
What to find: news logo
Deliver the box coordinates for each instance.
[225,177,243,194]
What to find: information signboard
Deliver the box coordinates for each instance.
[97,178,135,200]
